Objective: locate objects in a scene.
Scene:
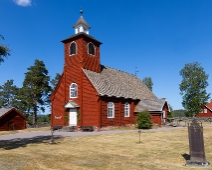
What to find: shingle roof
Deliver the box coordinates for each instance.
[83,65,157,100]
[61,32,102,45]
[0,108,12,117]
[73,16,91,29]
[135,98,167,112]
[0,108,27,120]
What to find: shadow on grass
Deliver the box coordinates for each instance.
[0,135,64,150]
[182,153,190,161]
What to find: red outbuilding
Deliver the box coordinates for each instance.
[50,12,170,128]
[197,100,212,117]
[0,108,27,131]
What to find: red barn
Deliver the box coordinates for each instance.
[197,100,212,117]
[50,12,170,128]
[0,108,27,131]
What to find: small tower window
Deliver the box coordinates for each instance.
[70,42,77,55]
[88,42,95,55]
[70,83,78,98]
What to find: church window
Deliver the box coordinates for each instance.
[88,42,95,55]
[70,83,77,98]
[107,102,114,118]
[70,42,77,55]
[124,102,130,117]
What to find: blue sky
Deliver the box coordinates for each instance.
[1,0,212,113]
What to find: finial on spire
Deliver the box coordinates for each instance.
[80,10,83,16]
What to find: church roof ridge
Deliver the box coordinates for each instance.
[103,65,137,78]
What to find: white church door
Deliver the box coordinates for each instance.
[69,108,77,126]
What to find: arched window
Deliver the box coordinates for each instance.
[70,42,77,55]
[124,102,130,117]
[87,42,95,55]
[107,102,114,118]
[70,83,77,98]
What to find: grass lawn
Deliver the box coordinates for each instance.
[0,125,212,170]
[0,127,51,136]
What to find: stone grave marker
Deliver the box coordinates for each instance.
[186,115,210,168]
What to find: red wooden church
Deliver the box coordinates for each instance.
[0,108,27,131]
[50,11,169,128]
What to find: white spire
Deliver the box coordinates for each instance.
[73,10,91,34]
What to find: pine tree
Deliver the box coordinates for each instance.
[0,79,19,108]
[21,59,51,124]
[135,110,153,129]
[143,77,153,91]
[50,73,61,90]
[0,34,10,64]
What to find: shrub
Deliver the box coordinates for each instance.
[135,110,152,129]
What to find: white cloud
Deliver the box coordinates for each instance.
[13,0,32,7]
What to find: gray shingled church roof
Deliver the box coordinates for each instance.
[0,108,12,117]
[83,65,157,100]
[73,16,91,28]
[135,98,167,112]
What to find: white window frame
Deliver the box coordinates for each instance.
[70,41,77,56]
[204,109,207,113]
[107,102,114,118]
[124,102,130,117]
[70,83,78,98]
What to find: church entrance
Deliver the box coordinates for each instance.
[69,108,77,126]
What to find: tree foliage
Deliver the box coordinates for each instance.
[143,77,153,91]
[167,104,174,118]
[135,110,152,129]
[20,59,51,124]
[179,62,210,117]
[0,34,10,64]
[50,73,61,90]
[0,79,19,108]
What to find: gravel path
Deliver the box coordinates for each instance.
[0,126,185,142]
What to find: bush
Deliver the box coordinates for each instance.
[135,110,152,129]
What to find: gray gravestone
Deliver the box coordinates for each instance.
[186,116,210,168]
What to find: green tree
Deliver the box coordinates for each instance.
[135,110,152,129]
[21,59,51,124]
[50,73,61,90]
[0,79,19,108]
[179,62,210,117]
[0,34,10,64]
[167,104,174,118]
[15,87,33,116]
[143,77,153,91]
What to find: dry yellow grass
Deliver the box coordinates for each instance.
[0,127,50,136]
[1,125,212,170]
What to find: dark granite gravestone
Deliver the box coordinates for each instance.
[186,116,210,168]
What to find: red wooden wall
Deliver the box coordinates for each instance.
[150,113,162,125]
[100,97,138,127]
[51,74,66,126]
[0,110,26,131]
